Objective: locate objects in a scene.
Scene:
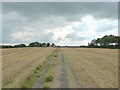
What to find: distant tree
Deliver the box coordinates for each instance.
[14,44,26,48]
[39,43,42,47]
[28,42,40,47]
[47,43,50,47]
[51,43,55,47]
[88,35,120,49]
[34,42,40,47]
[29,42,35,47]
[2,45,13,48]
[2,42,57,48]
[19,44,26,47]
[91,39,96,45]
[41,43,47,47]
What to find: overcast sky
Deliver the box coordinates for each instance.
[2,2,118,46]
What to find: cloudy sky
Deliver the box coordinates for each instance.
[2,2,118,46]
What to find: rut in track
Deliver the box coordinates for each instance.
[59,50,69,88]
[32,57,52,88]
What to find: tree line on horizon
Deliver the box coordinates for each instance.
[0,42,56,48]
[87,35,120,49]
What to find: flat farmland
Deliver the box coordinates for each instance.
[2,47,55,88]
[2,47,118,88]
[62,48,118,88]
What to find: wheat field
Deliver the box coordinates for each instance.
[2,47,54,88]
[62,48,118,88]
[2,47,118,88]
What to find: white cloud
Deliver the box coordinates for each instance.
[10,27,34,43]
[47,15,118,46]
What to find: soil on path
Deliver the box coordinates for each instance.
[33,49,84,88]
[59,50,70,88]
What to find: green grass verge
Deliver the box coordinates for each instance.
[43,49,59,88]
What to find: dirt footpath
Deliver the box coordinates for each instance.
[59,50,69,88]
[32,48,85,88]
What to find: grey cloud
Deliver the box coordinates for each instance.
[9,30,54,44]
[2,12,27,43]
[38,32,54,43]
[3,2,118,21]
[66,32,87,41]
[57,37,65,41]
[96,22,117,32]
[58,37,63,41]
[72,23,89,31]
